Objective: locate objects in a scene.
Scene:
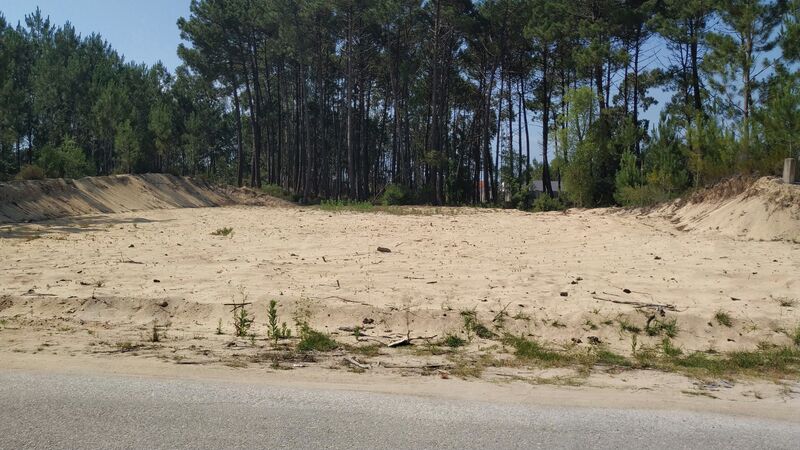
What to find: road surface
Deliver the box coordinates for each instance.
[0,370,797,449]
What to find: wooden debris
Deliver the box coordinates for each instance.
[388,337,411,348]
[592,295,679,312]
[343,356,370,370]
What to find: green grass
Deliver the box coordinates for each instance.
[319,200,374,212]
[792,325,800,347]
[618,318,642,334]
[504,335,568,364]
[297,328,339,352]
[501,334,800,380]
[443,334,466,348]
[261,184,296,202]
[646,318,679,338]
[211,227,233,237]
[714,310,733,327]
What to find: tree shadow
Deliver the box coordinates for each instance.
[0,215,173,239]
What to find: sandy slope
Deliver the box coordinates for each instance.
[649,176,800,242]
[0,173,290,224]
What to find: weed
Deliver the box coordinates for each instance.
[512,312,531,321]
[504,335,566,365]
[618,318,642,334]
[583,319,598,330]
[443,334,466,348]
[661,338,683,357]
[115,342,140,353]
[349,344,382,357]
[594,349,631,367]
[267,300,291,343]
[775,297,797,308]
[646,318,679,338]
[151,322,161,342]
[792,325,800,347]
[232,305,254,338]
[211,227,233,237]
[551,320,567,328]
[461,310,496,340]
[297,325,338,352]
[714,310,733,327]
[216,318,223,335]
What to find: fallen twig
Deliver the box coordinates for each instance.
[592,295,679,312]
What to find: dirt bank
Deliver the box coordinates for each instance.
[0,173,289,224]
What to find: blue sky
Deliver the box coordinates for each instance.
[1,0,190,71]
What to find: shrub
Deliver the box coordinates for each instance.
[16,164,45,180]
[531,195,565,212]
[37,137,92,179]
[382,183,408,205]
[297,325,338,352]
[211,227,233,236]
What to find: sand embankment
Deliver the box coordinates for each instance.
[653,176,800,242]
[0,173,288,224]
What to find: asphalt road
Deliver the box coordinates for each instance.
[0,370,798,449]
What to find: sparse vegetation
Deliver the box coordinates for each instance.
[216,318,223,335]
[461,310,496,340]
[297,325,338,352]
[618,318,642,334]
[266,300,291,343]
[776,297,797,308]
[320,200,374,212]
[646,318,679,338]
[443,334,466,348]
[232,302,254,338]
[211,227,234,237]
[714,310,733,328]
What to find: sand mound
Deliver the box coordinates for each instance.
[0,173,289,224]
[655,176,800,241]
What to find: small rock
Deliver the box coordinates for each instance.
[588,336,602,345]
[560,292,568,297]
[377,247,392,253]
[153,279,161,283]
[158,301,168,308]
[129,244,135,248]
[623,288,631,294]
[654,256,661,260]
[362,318,374,325]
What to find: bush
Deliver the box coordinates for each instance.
[16,164,45,180]
[37,137,92,179]
[614,184,673,207]
[382,183,408,205]
[531,195,565,212]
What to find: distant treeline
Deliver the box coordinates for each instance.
[1,1,798,207]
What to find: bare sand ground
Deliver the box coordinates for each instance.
[1,202,799,412]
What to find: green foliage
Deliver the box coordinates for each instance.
[531,195,565,212]
[37,137,92,179]
[460,310,496,341]
[382,183,408,206]
[233,305,254,338]
[211,227,233,236]
[714,310,733,328]
[320,200,374,212]
[267,300,291,343]
[16,164,45,180]
[443,334,466,348]
[297,325,338,352]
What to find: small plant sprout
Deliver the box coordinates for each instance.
[211,227,233,237]
[715,310,733,327]
[216,318,223,335]
[267,300,291,343]
[151,321,161,343]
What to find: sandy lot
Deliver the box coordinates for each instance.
[1,200,799,407]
